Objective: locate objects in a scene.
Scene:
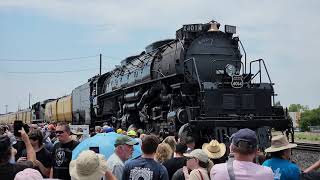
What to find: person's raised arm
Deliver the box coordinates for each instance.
[19,128,36,165]
[35,159,51,177]
[304,159,320,173]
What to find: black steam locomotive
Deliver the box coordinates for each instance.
[72,21,292,148]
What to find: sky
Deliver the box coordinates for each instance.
[0,0,319,113]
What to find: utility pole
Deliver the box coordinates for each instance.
[29,92,31,108]
[5,105,8,114]
[100,53,102,75]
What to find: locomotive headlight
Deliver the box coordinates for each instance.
[225,25,236,34]
[225,64,236,76]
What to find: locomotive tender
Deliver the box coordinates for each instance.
[0,20,292,148]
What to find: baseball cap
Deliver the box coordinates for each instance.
[114,135,138,147]
[102,127,114,133]
[116,128,123,134]
[127,130,137,137]
[231,128,258,148]
[183,149,208,163]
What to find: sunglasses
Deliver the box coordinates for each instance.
[29,137,38,141]
[56,131,65,135]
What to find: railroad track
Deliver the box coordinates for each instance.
[295,142,320,152]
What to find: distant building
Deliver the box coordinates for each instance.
[289,112,301,128]
[309,126,320,133]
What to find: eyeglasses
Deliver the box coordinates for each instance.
[56,131,65,135]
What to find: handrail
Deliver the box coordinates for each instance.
[249,59,272,84]
[184,58,202,91]
[239,40,247,74]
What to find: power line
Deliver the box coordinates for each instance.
[7,68,100,74]
[0,55,100,62]
[0,54,123,62]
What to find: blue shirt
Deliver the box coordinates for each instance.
[262,157,300,180]
[122,157,169,180]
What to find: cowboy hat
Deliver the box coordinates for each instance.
[202,140,226,159]
[69,150,108,180]
[265,135,297,153]
[71,128,84,136]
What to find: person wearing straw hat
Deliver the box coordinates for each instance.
[69,150,116,180]
[202,139,227,164]
[71,128,85,142]
[262,135,300,180]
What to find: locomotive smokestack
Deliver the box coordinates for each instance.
[208,21,220,32]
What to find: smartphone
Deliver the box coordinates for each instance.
[14,121,23,137]
[89,146,100,153]
[23,124,30,134]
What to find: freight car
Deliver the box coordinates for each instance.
[0,109,32,125]
[44,95,72,123]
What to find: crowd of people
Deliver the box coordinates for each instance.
[0,122,319,180]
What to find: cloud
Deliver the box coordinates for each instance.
[0,0,319,112]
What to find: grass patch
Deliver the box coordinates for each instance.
[294,132,320,142]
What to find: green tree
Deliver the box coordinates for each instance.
[300,107,320,131]
[288,104,308,112]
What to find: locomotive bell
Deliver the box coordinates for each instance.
[208,21,220,32]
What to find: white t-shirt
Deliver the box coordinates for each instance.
[210,159,273,180]
[106,153,125,180]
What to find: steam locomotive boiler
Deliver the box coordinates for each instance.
[92,21,292,148]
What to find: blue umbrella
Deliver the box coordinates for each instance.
[72,132,141,160]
